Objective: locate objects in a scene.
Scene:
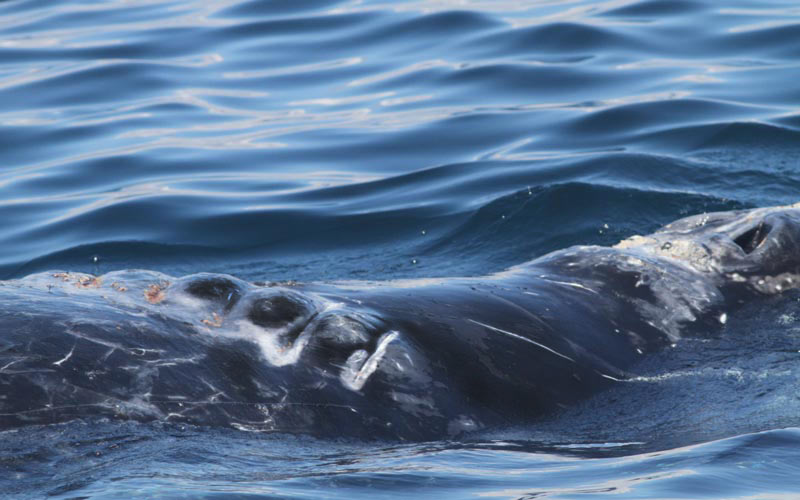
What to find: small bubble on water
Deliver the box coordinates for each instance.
[91,255,100,264]
[411,258,418,265]
[421,229,427,235]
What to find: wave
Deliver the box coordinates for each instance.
[602,0,706,17]
[424,182,746,263]
[1,0,798,283]
[4,422,800,499]
[0,179,751,280]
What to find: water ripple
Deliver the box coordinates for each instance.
[0,0,797,283]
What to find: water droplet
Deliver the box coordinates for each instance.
[91,255,100,263]
[421,229,426,235]
[661,242,672,250]
[411,258,418,265]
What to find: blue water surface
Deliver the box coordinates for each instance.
[2,0,800,498]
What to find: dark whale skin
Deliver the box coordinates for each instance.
[1,204,799,440]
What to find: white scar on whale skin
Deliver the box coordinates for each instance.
[341,331,399,391]
[52,344,75,366]
[0,359,26,372]
[467,319,575,363]
[540,278,599,294]
[230,320,312,367]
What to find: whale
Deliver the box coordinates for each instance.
[1,203,800,440]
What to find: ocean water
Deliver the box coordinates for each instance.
[2,0,800,498]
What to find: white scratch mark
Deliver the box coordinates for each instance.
[467,319,575,362]
[53,345,75,366]
[598,372,625,382]
[542,279,599,294]
[0,359,24,372]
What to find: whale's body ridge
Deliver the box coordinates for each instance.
[2,204,800,439]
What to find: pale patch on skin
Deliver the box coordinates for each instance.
[223,319,313,368]
[614,234,656,249]
[614,204,800,282]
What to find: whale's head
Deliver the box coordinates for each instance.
[616,203,800,295]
